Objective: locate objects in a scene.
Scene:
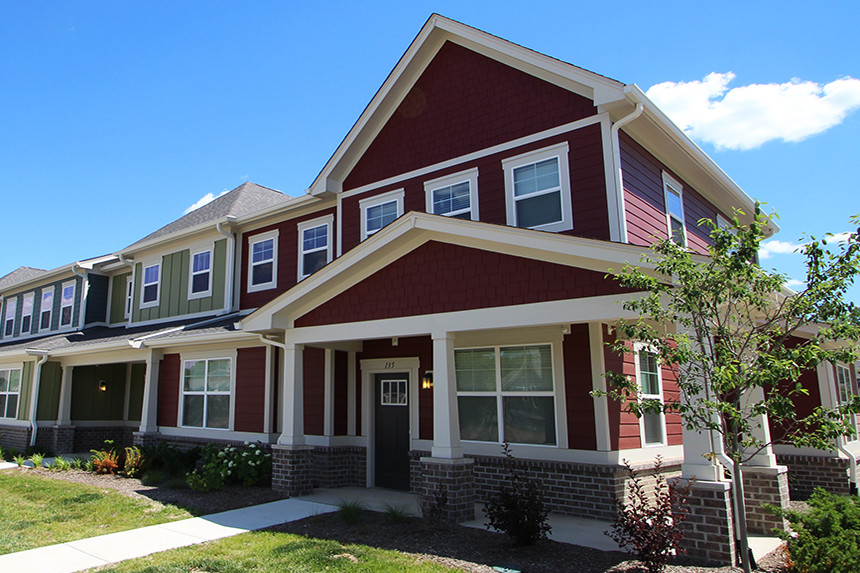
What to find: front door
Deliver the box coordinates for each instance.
[374,372,410,490]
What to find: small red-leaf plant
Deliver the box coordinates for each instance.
[606,456,694,573]
[90,440,121,475]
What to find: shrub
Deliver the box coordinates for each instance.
[123,446,144,478]
[483,442,551,546]
[28,453,44,469]
[769,487,860,573]
[71,457,84,470]
[50,456,71,471]
[605,457,692,573]
[185,442,272,492]
[14,455,25,467]
[338,499,365,525]
[90,441,120,475]
[186,465,225,493]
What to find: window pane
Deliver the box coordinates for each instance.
[432,182,470,215]
[143,284,158,303]
[9,370,20,392]
[144,265,159,284]
[42,292,53,311]
[21,316,31,334]
[458,396,498,442]
[514,158,559,197]
[206,395,230,429]
[303,250,328,276]
[0,396,5,418]
[22,296,33,314]
[252,261,273,285]
[183,395,204,427]
[367,201,398,233]
[515,191,562,228]
[503,396,556,445]
[207,359,231,392]
[192,273,210,293]
[455,348,497,391]
[193,251,211,273]
[4,300,14,321]
[252,239,273,263]
[303,225,327,251]
[5,395,17,418]
[0,373,7,392]
[643,412,664,445]
[500,345,553,391]
[666,188,683,219]
[639,352,660,395]
[670,218,685,245]
[62,286,74,305]
[184,360,206,392]
[61,306,72,325]
[4,321,11,337]
[40,311,51,330]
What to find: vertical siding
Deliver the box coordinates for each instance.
[70,363,127,421]
[127,363,146,422]
[85,274,109,324]
[234,346,266,433]
[109,272,131,324]
[334,350,349,436]
[17,361,34,421]
[157,353,180,427]
[36,362,62,421]
[303,346,326,435]
[563,324,597,450]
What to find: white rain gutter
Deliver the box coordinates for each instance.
[258,334,287,351]
[216,216,237,315]
[26,349,50,447]
[70,263,89,330]
[610,97,644,244]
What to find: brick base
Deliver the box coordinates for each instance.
[742,465,789,535]
[415,457,476,523]
[777,453,850,499]
[34,425,76,454]
[680,480,736,565]
[310,446,366,488]
[132,431,162,448]
[0,424,30,453]
[272,445,314,497]
[73,426,136,452]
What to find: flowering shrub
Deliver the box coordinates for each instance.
[186,442,272,492]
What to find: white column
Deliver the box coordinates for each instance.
[277,342,305,446]
[323,348,334,437]
[139,350,162,433]
[56,365,74,426]
[741,385,778,467]
[588,322,611,451]
[431,331,463,459]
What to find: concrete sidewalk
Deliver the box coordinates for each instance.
[0,498,338,573]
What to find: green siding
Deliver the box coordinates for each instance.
[17,362,33,421]
[36,362,62,421]
[71,364,127,421]
[127,363,146,422]
[109,272,131,324]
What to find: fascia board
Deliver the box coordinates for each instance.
[1,268,77,296]
[136,330,259,349]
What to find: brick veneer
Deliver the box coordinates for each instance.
[310,446,367,488]
[272,445,314,497]
[73,425,136,452]
[415,457,476,523]
[777,453,850,499]
[34,425,76,454]
[0,424,30,452]
[742,465,790,535]
[680,480,736,565]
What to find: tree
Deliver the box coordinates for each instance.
[600,205,860,573]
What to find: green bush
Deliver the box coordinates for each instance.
[771,488,860,573]
[123,446,144,478]
[186,442,272,492]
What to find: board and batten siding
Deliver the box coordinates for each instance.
[132,239,227,323]
[108,272,132,324]
[85,274,109,325]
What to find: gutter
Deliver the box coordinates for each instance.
[609,96,644,243]
[216,217,237,315]
[26,349,50,447]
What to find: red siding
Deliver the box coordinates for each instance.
[240,207,337,310]
[334,350,349,436]
[303,346,325,436]
[603,331,641,450]
[662,362,683,446]
[234,347,266,433]
[344,41,596,190]
[157,353,180,427]
[768,336,825,440]
[296,241,632,327]
[564,323,597,450]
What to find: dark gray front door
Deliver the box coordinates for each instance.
[374,372,410,490]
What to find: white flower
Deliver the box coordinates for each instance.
[244,441,250,446]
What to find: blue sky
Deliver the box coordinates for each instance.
[2,2,858,302]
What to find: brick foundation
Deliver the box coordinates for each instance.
[310,446,366,488]
[272,445,314,497]
[34,425,76,454]
[777,453,850,499]
[680,480,736,565]
[742,465,789,535]
[415,457,476,523]
[0,424,30,453]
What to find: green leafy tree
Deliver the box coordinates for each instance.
[600,205,860,572]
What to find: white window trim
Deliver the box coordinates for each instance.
[178,349,237,431]
[3,298,16,338]
[502,142,573,233]
[297,215,334,281]
[662,172,687,247]
[140,262,161,309]
[359,189,404,241]
[124,277,133,320]
[0,366,23,420]
[247,229,279,293]
[424,168,479,221]
[188,247,214,300]
[38,288,54,332]
[20,293,34,336]
[836,364,853,405]
[634,343,667,447]
[60,280,76,327]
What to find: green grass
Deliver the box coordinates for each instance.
[0,470,192,555]
[91,530,456,572]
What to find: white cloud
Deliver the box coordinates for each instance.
[784,278,806,289]
[646,73,860,150]
[759,239,804,259]
[183,190,229,215]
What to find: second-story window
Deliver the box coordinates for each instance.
[20,293,33,335]
[39,288,53,331]
[141,263,160,308]
[248,230,278,292]
[663,173,686,246]
[424,168,479,221]
[297,216,333,280]
[3,298,16,337]
[60,281,75,327]
[503,142,573,233]
[359,189,404,240]
[189,249,212,298]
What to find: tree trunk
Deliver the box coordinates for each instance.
[733,456,752,573]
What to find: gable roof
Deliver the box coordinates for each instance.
[0,267,48,292]
[123,182,291,252]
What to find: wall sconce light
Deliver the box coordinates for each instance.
[98,380,108,392]
[421,371,433,390]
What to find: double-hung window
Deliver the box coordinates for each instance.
[248,231,278,292]
[503,143,573,232]
[359,189,404,240]
[124,277,133,319]
[181,357,232,429]
[837,364,853,404]
[39,289,53,331]
[141,263,160,307]
[636,347,666,446]
[3,299,16,337]
[297,216,333,280]
[60,281,75,327]
[663,172,686,246]
[424,168,479,220]
[455,344,557,445]
[189,249,212,298]
[0,368,21,419]
[20,293,33,335]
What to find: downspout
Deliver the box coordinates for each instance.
[837,438,858,495]
[70,263,88,330]
[26,349,50,447]
[216,216,237,315]
[610,97,644,244]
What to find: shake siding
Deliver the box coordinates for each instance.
[334,350,349,436]
[564,323,597,450]
[157,353,180,427]
[234,346,266,433]
[303,346,325,436]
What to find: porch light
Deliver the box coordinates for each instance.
[98,380,107,392]
[421,371,433,390]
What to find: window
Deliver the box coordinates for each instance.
[455,344,556,445]
[124,277,133,319]
[3,298,16,337]
[359,189,404,240]
[39,288,53,331]
[0,368,21,419]
[837,364,853,404]
[141,263,160,307]
[181,357,232,429]
[637,348,665,446]
[247,230,278,292]
[60,281,75,327]
[20,293,33,335]
[297,216,333,280]
[189,249,212,298]
[503,143,573,232]
[663,173,686,246]
[424,168,479,220]
[380,379,408,405]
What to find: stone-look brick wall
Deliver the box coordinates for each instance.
[0,424,30,452]
[680,481,736,565]
[73,426,136,452]
[272,445,314,497]
[414,457,476,523]
[310,446,366,488]
[34,425,76,454]
[742,466,790,535]
[777,453,850,499]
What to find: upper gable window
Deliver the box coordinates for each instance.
[297,215,333,280]
[359,189,404,240]
[189,249,212,299]
[503,143,573,232]
[3,298,16,337]
[141,263,160,308]
[424,168,479,221]
[39,288,54,331]
[60,281,75,327]
[663,173,686,246]
[21,293,34,335]
[248,230,278,292]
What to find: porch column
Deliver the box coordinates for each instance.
[277,341,305,446]
[56,365,73,426]
[138,349,162,434]
[430,331,462,459]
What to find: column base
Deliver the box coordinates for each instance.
[679,480,736,566]
[132,431,161,448]
[417,456,475,523]
[742,465,790,535]
[272,444,314,497]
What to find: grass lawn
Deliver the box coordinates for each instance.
[0,470,192,555]
[91,530,457,573]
